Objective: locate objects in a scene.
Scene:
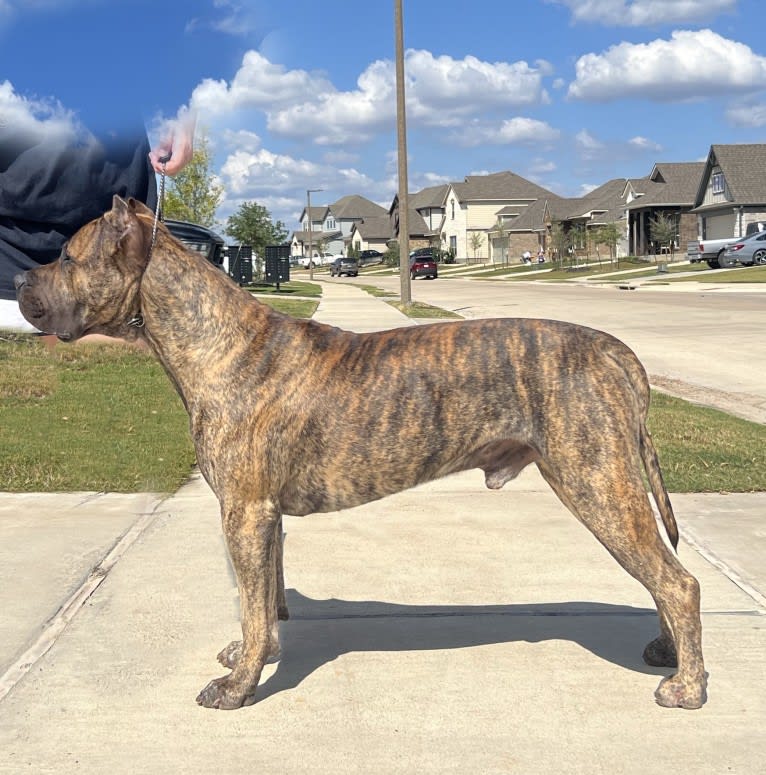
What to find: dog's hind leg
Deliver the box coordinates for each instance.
[276,515,289,621]
[197,498,281,709]
[536,453,707,709]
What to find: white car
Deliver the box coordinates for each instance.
[297,253,335,268]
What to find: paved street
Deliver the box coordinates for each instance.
[0,277,764,774]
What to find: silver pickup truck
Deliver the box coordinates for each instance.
[687,221,766,268]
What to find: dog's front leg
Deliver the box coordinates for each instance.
[197,498,281,710]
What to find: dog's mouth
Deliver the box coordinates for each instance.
[16,280,77,341]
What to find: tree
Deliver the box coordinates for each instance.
[649,212,678,260]
[225,201,288,259]
[469,232,484,261]
[592,223,622,267]
[549,222,568,267]
[162,134,223,227]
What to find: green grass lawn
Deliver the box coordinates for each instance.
[0,337,195,493]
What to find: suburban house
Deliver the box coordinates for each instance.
[490,178,631,262]
[290,194,387,258]
[689,144,766,240]
[624,162,706,256]
[348,215,392,254]
[389,172,558,261]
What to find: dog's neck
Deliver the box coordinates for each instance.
[136,229,268,397]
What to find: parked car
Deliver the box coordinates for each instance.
[297,253,334,269]
[720,230,766,267]
[358,249,384,267]
[330,257,359,277]
[410,252,438,279]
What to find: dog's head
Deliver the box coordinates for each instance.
[15,195,154,341]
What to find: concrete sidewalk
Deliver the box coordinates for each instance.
[0,281,764,774]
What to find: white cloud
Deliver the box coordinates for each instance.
[629,135,663,151]
[574,128,666,170]
[450,117,560,147]
[575,129,604,152]
[191,49,551,146]
[219,147,375,205]
[726,99,766,127]
[191,51,335,115]
[221,128,261,152]
[567,29,766,102]
[0,79,80,140]
[550,0,736,26]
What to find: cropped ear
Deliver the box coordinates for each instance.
[103,195,149,267]
[127,197,155,218]
[104,194,132,233]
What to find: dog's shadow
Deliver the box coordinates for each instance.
[252,589,665,702]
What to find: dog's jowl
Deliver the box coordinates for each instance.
[15,196,707,710]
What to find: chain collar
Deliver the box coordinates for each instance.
[130,155,170,332]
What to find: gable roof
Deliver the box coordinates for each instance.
[351,215,391,240]
[453,170,557,201]
[628,162,705,209]
[330,194,387,219]
[695,144,766,206]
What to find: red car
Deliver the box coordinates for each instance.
[409,248,438,280]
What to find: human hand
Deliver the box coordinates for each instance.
[149,110,195,175]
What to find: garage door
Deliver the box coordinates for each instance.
[704,213,735,239]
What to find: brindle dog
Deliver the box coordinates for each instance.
[15,196,707,710]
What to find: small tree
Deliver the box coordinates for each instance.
[469,232,484,262]
[593,222,621,267]
[649,212,678,261]
[549,222,568,268]
[162,134,223,227]
[385,243,400,267]
[569,223,586,264]
[225,201,288,260]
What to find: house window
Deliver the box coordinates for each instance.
[451,199,455,220]
[326,218,336,230]
[711,172,725,195]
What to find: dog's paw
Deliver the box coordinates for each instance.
[642,635,677,667]
[196,675,257,710]
[216,639,281,669]
[217,640,242,669]
[654,673,708,709]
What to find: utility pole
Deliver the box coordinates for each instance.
[395,0,411,305]
[306,188,322,281]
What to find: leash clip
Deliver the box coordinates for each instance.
[127,313,145,328]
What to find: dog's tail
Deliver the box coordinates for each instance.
[606,341,679,551]
[640,424,679,551]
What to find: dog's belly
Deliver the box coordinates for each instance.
[278,437,537,516]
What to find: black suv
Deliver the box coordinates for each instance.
[330,257,359,277]
[165,220,225,269]
[358,249,384,267]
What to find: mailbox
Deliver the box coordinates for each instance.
[265,244,291,290]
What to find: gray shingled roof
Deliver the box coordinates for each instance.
[628,162,705,209]
[699,144,766,205]
[330,194,387,219]
[408,184,450,209]
[505,198,556,231]
[352,216,391,240]
[453,170,557,201]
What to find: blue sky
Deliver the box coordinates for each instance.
[2,0,765,231]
